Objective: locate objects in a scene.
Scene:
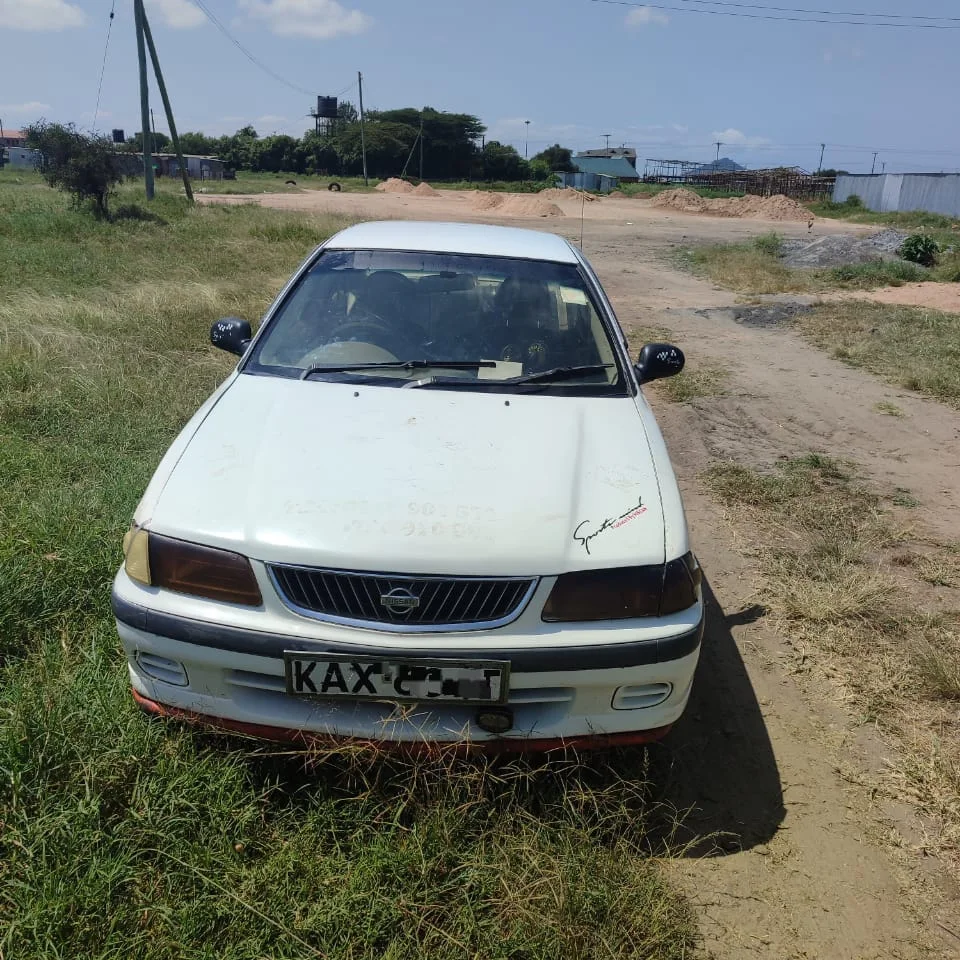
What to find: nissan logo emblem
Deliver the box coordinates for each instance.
[380,587,420,615]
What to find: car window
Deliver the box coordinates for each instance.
[245,249,624,392]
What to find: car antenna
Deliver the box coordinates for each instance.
[579,189,586,250]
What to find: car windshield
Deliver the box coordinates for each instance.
[244,249,624,393]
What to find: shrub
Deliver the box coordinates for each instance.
[899,233,940,267]
[843,194,864,209]
[752,232,784,258]
[24,121,125,219]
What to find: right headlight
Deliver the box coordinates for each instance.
[123,527,263,606]
[542,552,700,622]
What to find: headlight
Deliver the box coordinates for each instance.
[123,528,262,606]
[542,552,700,622]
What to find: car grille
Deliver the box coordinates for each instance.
[268,565,538,632]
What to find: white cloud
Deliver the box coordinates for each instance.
[671,122,689,134]
[0,100,51,114]
[256,114,288,126]
[711,127,771,148]
[0,0,85,30]
[237,0,371,38]
[625,6,668,27]
[146,0,205,28]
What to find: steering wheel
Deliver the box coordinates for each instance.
[326,308,411,357]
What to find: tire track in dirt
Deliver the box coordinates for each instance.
[587,235,960,959]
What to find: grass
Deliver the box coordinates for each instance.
[809,196,960,233]
[650,362,730,403]
[681,235,930,295]
[874,400,905,417]
[194,170,379,194]
[797,302,960,409]
[702,454,960,866]
[0,171,698,958]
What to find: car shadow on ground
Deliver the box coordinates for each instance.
[646,574,785,856]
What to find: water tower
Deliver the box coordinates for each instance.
[309,96,338,136]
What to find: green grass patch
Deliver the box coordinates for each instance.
[681,238,928,294]
[619,182,746,200]
[809,197,960,233]
[650,363,730,403]
[0,170,697,959]
[797,302,960,408]
[194,170,379,194]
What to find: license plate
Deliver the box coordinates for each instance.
[283,652,510,704]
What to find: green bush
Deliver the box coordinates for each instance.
[752,232,784,258]
[843,194,864,209]
[899,233,940,267]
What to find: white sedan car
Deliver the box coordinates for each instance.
[113,220,702,751]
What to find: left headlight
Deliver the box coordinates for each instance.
[542,552,701,622]
[123,528,263,606]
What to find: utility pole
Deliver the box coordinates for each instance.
[881,161,886,174]
[357,71,368,186]
[139,0,193,201]
[871,151,879,174]
[524,119,530,158]
[419,111,424,181]
[818,142,825,173]
[134,0,154,200]
[714,141,723,163]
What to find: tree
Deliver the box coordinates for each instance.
[532,143,574,172]
[25,121,125,219]
[178,131,217,155]
[481,141,527,181]
[126,130,171,153]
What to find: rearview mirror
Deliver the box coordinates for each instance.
[635,342,685,384]
[211,317,252,357]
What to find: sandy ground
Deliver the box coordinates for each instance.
[830,280,960,312]
[204,190,960,958]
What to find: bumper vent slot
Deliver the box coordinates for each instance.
[612,682,672,710]
[136,652,189,687]
[268,565,537,632]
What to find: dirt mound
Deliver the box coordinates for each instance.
[538,187,597,202]
[375,177,414,194]
[650,188,811,222]
[469,191,505,211]
[607,190,628,198]
[498,195,564,217]
[413,181,438,196]
[651,188,709,213]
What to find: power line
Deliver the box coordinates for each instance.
[190,0,314,95]
[594,0,960,28]
[623,0,960,22]
[93,0,117,131]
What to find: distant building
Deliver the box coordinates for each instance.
[114,152,225,180]
[570,155,640,182]
[576,147,637,169]
[0,128,27,148]
[6,146,40,169]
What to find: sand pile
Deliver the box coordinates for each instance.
[607,190,628,198]
[650,187,811,222]
[651,188,709,213]
[375,177,414,194]
[499,195,564,217]
[468,192,563,217]
[413,181,439,196]
[538,187,597,202]
[470,191,505,210]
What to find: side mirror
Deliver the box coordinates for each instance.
[211,317,252,357]
[635,342,685,384]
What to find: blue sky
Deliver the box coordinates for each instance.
[3,0,960,173]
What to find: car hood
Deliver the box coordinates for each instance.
[147,374,667,576]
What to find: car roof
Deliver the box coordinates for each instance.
[324,220,580,264]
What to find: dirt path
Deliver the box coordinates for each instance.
[827,280,960,313]
[216,191,959,957]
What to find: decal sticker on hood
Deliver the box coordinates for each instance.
[573,495,648,555]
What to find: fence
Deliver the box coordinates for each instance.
[834,173,960,218]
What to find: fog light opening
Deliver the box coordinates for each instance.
[476,707,513,734]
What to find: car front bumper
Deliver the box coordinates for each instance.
[112,575,703,750]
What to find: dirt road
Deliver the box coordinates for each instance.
[207,190,960,957]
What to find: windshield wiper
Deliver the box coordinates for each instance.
[301,359,497,380]
[505,363,614,384]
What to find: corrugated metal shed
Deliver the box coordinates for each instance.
[834,173,960,218]
[571,156,640,180]
[557,171,619,192]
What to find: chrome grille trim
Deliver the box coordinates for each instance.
[268,565,538,633]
